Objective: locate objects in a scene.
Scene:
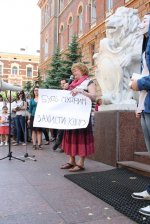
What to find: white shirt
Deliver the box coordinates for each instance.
[137,53,149,113]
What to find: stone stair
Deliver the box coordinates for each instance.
[117,152,150,177]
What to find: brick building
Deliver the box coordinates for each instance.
[37,0,150,78]
[0,52,39,87]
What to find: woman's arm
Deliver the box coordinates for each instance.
[71,82,96,101]
[20,101,27,110]
[84,82,96,101]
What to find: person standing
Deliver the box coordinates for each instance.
[61,63,96,172]
[28,87,42,150]
[0,106,9,146]
[130,12,150,217]
[13,91,27,146]
[52,79,67,152]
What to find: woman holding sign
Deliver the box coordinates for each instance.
[61,63,96,172]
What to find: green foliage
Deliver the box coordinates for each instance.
[43,47,67,89]
[43,36,83,89]
[36,70,43,87]
[23,81,33,94]
[63,35,82,76]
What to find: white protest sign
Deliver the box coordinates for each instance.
[33,89,92,129]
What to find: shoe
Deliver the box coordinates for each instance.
[0,142,3,146]
[22,143,27,146]
[12,143,19,146]
[38,145,42,150]
[131,190,150,200]
[139,205,150,216]
[52,144,59,151]
[4,142,8,146]
[12,140,16,143]
[44,141,50,145]
[59,149,64,153]
[69,165,85,172]
[32,145,36,150]
[50,137,55,142]
[61,163,75,169]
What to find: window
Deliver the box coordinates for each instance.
[68,16,73,43]
[59,25,64,50]
[0,63,3,75]
[41,2,50,28]
[45,37,48,58]
[49,0,54,17]
[90,43,95,66]
[106,0,113,12]
[90,0,96,25]
[78,6,83,36]
[45,3,49,24]
[12,66,18,75]
[26,67,33,78]
[59,0,64,13]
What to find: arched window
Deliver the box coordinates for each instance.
[42,2,50,28]
[45,36,49,58]
[68,16,73,43]
[11,63,19,75]
[59,25,64,50]
[78,6,83,36]
[49,0,54,17]
[90,0,96,26]
[59,0,64,13]
[12,66,18,75]
[106,0,113,12]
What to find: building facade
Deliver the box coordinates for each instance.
[0,52,39,87]
[38,0,150,77]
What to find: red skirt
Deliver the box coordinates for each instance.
[62,117,94,157]
[0,126,9,134]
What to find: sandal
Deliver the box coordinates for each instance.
[69,165,85,172]
[38,145,42,150]
[32,145,36,150]
[61,163,75,169]
[50,137,55,142]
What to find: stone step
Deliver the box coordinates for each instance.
[117,161,150,177]
[134,152,150,165]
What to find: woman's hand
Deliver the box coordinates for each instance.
[130,79,139,91]
[135,111,141,119]
[27,119,30,126]
[71,88,83,96]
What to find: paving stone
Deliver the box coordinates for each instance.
[0,143,137,224]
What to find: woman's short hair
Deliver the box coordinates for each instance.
[71,63,89,75]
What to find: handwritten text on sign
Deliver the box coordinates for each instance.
[33,89,92,129]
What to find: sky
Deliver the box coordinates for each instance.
[0,0,41,55]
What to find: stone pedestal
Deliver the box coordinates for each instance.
[92,111,146,167]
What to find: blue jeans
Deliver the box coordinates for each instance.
[147,184,150,194]
[15,115,27,144]
[141,112,150,154]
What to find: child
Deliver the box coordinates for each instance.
[0,106,9,146]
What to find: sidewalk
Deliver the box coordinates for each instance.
[0,143,135,224]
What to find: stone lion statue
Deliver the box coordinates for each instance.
[94,7,143,105]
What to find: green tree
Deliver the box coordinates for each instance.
[35,69,43,87]
[63,35,82,77]
[43,46,67,89]
[23,81,33,93]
